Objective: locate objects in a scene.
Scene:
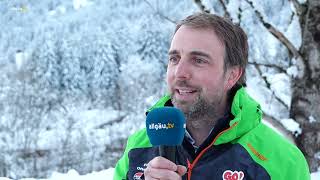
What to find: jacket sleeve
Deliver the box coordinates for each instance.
[113,129,151,180]
[293,151,311,180]
[113,138,131,180]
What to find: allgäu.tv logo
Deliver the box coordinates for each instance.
[148,123,174,130]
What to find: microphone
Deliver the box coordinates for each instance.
[146,107,186,162]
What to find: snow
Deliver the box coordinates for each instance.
[297,0,307,4]
[48,6,66,16]
[36,108,123,150]
[286,65,299,78]
[309,116,317,123]
[10,6,29,13]
[15,51,27,71]
[280,118,302,136]
[267,73,291,107]
[227,0,240,22]
[15,51,24,70]
[311,171,320,180]
[46,169,114,180]
[285,14,302,49]
[145,96,158,107]
[17,168,114,180]
[73,0,93,10]
[246,74,290,120]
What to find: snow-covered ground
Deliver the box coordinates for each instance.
[0,169,115,180]
[0,168,317,180]
[311,171,320,180]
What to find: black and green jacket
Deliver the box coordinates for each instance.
[114,87,310,180]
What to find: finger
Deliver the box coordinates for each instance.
[144,175,158,180]
[148,156,177,171]
[176,165,187,176]
[145,166,181,180]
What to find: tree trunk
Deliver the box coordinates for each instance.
[290,0,320,172]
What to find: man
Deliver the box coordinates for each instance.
[114,12,310,180]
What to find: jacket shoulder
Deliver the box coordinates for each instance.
[236,123,310,180]
[127,128,152,149]
[113,128,151,180]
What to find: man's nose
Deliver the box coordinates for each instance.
[175,59,191,80]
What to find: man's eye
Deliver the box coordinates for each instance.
[169,57,179,64]
[194,58,206,64]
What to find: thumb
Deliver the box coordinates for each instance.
[176,165,187,176]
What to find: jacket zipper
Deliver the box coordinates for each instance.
[187,122,238,180]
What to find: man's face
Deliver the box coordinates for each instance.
[166,25,231,118]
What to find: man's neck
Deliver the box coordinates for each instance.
[186,110,225,146]
[187,121,213,146]
[185,94,228,146]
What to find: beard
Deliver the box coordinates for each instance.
[170,81,223,123]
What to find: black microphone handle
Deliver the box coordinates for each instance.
[159,145,176,163]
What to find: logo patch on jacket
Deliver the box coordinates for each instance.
[133,171,144,180]
[222,170,244,180]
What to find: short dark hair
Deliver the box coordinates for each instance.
[174,12,248,86]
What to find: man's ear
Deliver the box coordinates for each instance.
[224,66,242,91]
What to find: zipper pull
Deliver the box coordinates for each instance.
[187,159,192,180]
[187,159,191,169]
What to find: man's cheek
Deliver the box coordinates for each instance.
[167,86,175,96]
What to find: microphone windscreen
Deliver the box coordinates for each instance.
[146,107,186,146]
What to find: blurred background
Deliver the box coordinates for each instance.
[0,0,319,179]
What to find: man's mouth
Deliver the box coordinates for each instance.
[176,89,197,95]
[173,88,199,102]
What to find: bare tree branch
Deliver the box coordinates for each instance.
[301,2,311,53]
[248,61,287,74]
[244,0,300,58]
[244,0,305,78]
[284,11,295,33]
[218,0,231,19]
[238,6,243,25]
[250,63,289,109]
[95,113,127,128]
[289,0,305,16]
[193,0,210,13]
[142,0,177,24]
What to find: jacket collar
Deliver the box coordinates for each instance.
[214,87,262,145]
[146,87,262,145]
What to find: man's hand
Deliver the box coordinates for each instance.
[144,156,187,180]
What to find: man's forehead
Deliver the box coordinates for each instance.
[171,25,224,45]
[169,26,224,59]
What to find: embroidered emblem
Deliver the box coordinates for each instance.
[222,170,244,180]
[133,171,144,180]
